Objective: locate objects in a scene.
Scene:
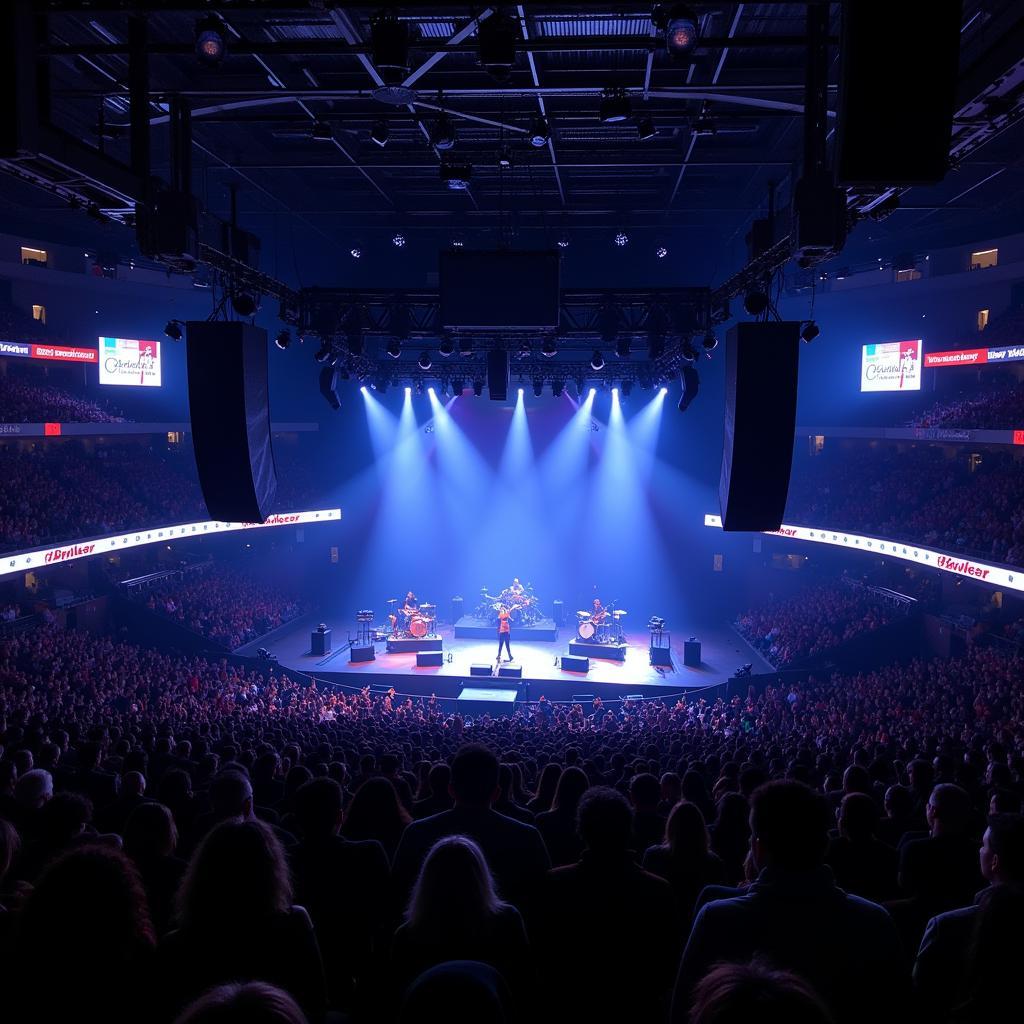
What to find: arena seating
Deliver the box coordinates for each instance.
[0,623,1021,1022]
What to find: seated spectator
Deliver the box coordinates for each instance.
[159,819,327,1023]
[173,982,309,1024]
[8,844,155,1024]
[392,744,550,915]
[672,780,907,1024]
[11,767,52,833]
[826,793,899,903]
[710,792,752,885]
[540,787,677,1024]
[289,778,391,1007]
[341,776,411,862]
[630,771,667,852]
[412,763,452,819]
[494,764,534,824]
[399,961,512,1024]
[913,812,1024,1020]
[123,801,187,936]
[392,836,532,1007]
[690,960,836,1024]
[643,800,728,932]
[534,766,589,868]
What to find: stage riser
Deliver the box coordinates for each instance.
[454,616,558,642]
[568,640,627,661]
[386,638,443,653]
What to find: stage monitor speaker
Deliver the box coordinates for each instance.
[561,655,589,673]
[719,322,800,532]
[470,663,493,677]
[497,664,522,679]
[683,639,702,667]
[186,321,278,523]
[836,2,960,186]
[310,629,332,656]
[487,349,509,402]
[417,651,443,667]
[349,644,375,663]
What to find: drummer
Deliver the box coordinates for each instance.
[402,591,419,615]
[510,577,525,597]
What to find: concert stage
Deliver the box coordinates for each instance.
[238,616,776,705]
[454,615,559,642]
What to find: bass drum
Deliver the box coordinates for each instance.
[409,615,428,638]
[577,620,596,640]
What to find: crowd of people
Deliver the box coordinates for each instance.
[735,581,906,667]
[908,380,1024,431]
[0,440,319,554]
[0,622,1022,1022]
[0,374,124,424]
[139,565,307,650]
[786,445,1024,567]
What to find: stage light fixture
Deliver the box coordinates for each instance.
[656,245,668,259]
[528,116,550,148]
[418,351,432,371]
[386,336,404,359]
[473,380,484,397]
[541,336,558,358]
[163,320,183,341]
[231,292,259,317]
[801,321,821,343]
[614,232,629,247]
[743,289,768,316]
[615,337,631,359]
[621,379,633,397]
[681,338,699,362]
[451,237,465,248]
[440,162,472,190]
[350,247,362,259]
[370,9,409,86]
[702,328,718,352]
[600,88,631,124]
[313,341,333,364]
[574,374,585,399]
[438,336,456,357]
[552,379,565,397]
[591,350,605,371]
[195,16,227,65]
[274,329,291,350]
[452,378,466,395]
[431,113,457,151]
[637,115,656,141]
[557,236,570,249]
[310,120,332,142]
[533,377,544,397]
[518,387,524,398]
[663,4,700,58]
[370,120,390,147]
[478,13,517,82]
[391,233,406,248]
[498,144,513,170]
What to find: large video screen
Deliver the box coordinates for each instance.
[98,337,161,387]
[860,339,922,393]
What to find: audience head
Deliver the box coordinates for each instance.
[838,793,879,843]
[980,813,1024,885]
[407,835,506,934]
[0,816,20,885]
[551,766,589,814]
[749,780,829,872]
[123,801,178,861]
[690,960,835,1024]
[427,762,451,797]
[926,783,973,837]
[209,770,254,822]
[294,777,344,839]
[400,961,511,1024]
[577,786,633,855]
[629,772,661,812]
[177,819,291,929]
[14,768,53,810]
[665,800,710,859]
[173,982,308,1024]
[122,770,146,798]
[450,744,500,808]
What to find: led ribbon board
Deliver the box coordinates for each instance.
[704,513,1024,593]
[1,508,342,578]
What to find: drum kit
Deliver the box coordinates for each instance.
[475,582,542,626]
[385,599,438,639]
[576,604,628,644]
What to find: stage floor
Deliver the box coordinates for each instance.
[237,615,775,693]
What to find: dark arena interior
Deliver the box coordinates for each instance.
[3,2,1024,1022]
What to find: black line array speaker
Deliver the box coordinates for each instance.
[836,2,961,187]
[487,348,509,402]
[186,322,278,523]
[319,366,341,410]
[719,322,800,532]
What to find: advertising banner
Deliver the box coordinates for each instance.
[861,340,922,392]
